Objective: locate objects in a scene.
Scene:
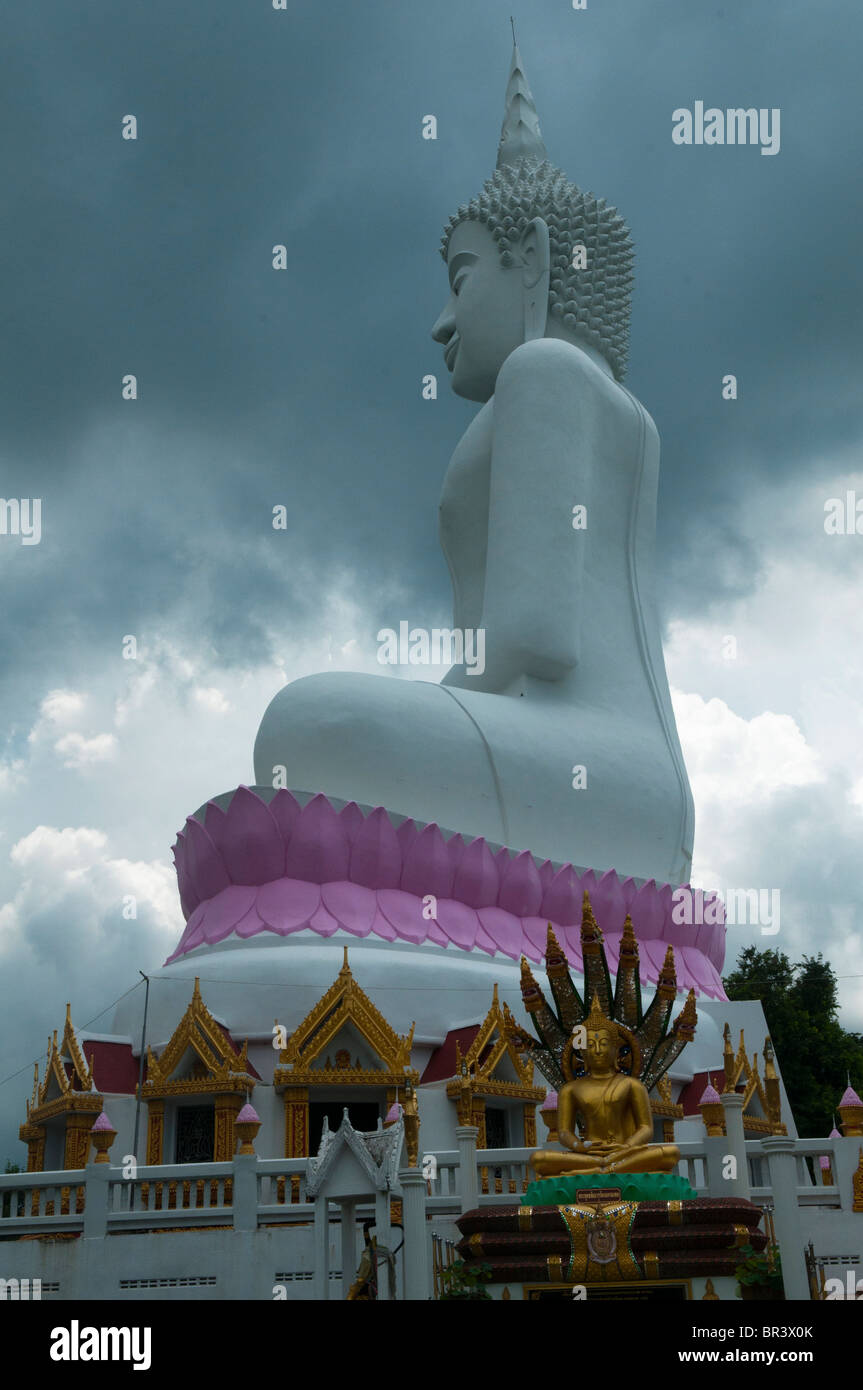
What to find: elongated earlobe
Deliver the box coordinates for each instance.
[520,217,550,341]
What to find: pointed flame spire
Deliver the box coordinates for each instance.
[497,42,548,169]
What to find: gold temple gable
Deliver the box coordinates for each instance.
[721,1024,787,1136]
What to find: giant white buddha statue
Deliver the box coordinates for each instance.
[254,43,693,885]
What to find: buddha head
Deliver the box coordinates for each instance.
[432,45,634,402]
[582,996,622,1076]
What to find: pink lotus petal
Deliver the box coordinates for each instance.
[446,833,466,877]
[309,902,340,937]
[234,903,268,938]
[580,869,599,903]
[401,823,453,899]
[473,923,498,956]
[452,837,499,908]
[321,881,376,936]
[203,800,230,858]
[396,818,418,859]
[522,917,550,960]
[631,879,665,939]
[199,885,257,941]
[602,933,621,974]
[201,900,244,946]
[222,786,285,885]
[499,851,543,917]
[477,907,523,959]
[337,800,364,846]
[560,926,584,970]
[285,794,349,882]
[541,864,582,925]
[350,806,402,889]
[256,878,321,933]
[168,900,207,958]
[370,908,398,942]
[594,869,626,933]
[677,947,714,995]
[378,889,429,944]
[184,817,231,902]
[638,939,668,982]
[537,859,556,894]
[426,919,449,947]
[620,876,638,912]
[269,788,301,845]
[173,833,197,919]
[435,899,478,951]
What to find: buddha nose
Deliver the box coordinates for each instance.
[431,303,456,344]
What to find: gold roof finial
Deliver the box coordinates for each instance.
[619,914,638,956]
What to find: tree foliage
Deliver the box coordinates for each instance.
[723,947,863,1138]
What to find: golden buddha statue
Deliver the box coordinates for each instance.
[530,995,680,1178]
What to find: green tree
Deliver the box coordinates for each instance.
[723,947,863,1138]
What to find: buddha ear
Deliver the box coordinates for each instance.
[517,217,550,342]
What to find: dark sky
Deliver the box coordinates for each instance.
[1,0,862,1156]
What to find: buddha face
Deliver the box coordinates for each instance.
[584,1027,618,1074]
[431,218,548,403]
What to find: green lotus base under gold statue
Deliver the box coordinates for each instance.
[522,1171,697,1208]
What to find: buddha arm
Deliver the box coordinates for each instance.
[555,1083,581,1151]
[476,338,590,692]
[625,1081,655,1149]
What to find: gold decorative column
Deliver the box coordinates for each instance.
[146,1100,165,1164]
[21,1124,46,1173]
[214,1094,243,1160]
[284,1087,309,1157]
[64,1115,94,1170]
[523,1104,537,1147]
[471,1099,487,1149]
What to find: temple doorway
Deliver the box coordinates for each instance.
[175,1105,215,1163]
[484,1106,508,1149]
[309,1101,379,1154]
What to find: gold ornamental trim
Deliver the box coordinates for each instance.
[276,948,415,1077]
[274,1067,420,1089]
[722,1025,787,1135]
[667,1200,684,1225]
[559,1202,642,1283]
[518,1206,533,1232]
[142,978,256,1102]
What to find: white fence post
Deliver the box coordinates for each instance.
[312,1196,330,1300]
[232,1153,258,1232]
[82,1163,109,1240]
[719,1093,751,1199]
[455,1126,479,1213]
[761,1135,810,1299]
[400,1169,432,1300]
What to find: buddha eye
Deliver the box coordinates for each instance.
[453,272,467,296]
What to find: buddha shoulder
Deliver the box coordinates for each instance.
[494,338,653,436]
